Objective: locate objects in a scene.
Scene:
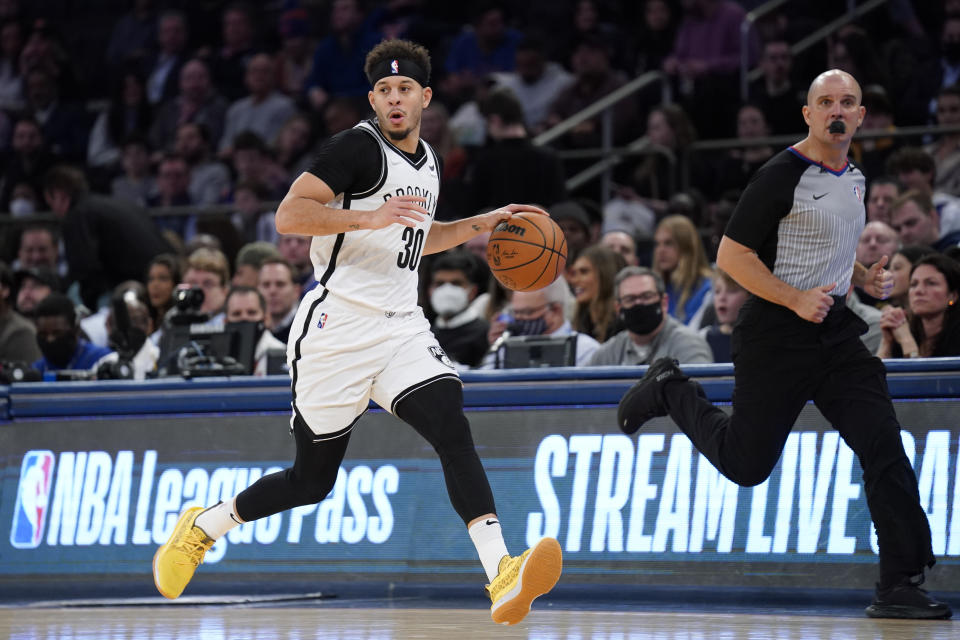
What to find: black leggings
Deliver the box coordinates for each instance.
[236,378,496,525]
[394,378,496,524]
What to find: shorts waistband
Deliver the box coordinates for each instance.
[318,288,420,319]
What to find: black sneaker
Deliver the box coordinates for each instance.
[617,358,688,435]
[865,581,952,619]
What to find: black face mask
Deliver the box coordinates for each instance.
[38,333,77,368]
[620,301,663,335]
[508,315,547,337]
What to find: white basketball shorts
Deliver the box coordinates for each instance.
[286,287,460,440]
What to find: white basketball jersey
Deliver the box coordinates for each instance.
[310,119,440,313]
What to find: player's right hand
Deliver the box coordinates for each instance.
[366,195,430,230]
[794,283,836,323]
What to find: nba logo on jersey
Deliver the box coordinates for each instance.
[853,185,863,202]
[317,312,329,329]
[390,59,399,75]
[10,450,54,549]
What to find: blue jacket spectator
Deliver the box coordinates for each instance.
[445,5,522,78]
[654,215,714,329]
[32,293,113,375]
[306,0,381,110]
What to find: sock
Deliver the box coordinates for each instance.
[194,497,244,540]
[469,517,510,582]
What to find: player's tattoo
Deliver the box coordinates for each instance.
[472,224,482,231]
[349,224,360,230]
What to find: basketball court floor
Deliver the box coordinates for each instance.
[2,591,956,640]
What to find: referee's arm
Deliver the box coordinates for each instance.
[716,235,836,324]
[275,172,430,236]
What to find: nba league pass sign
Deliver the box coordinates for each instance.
[2,402,959,592]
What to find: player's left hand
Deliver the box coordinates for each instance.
[472,203,549,233]
[863,255,894,300]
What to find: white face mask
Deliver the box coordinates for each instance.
[10,198,36,217]
[431,283,469,317]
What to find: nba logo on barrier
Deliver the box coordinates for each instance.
[10,450,54,549]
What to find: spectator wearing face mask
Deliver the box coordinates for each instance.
[481,277,598,369]
[32,292,113,376]
[8,181,42,217]
[587,266,713,366]
[428,251,490,369]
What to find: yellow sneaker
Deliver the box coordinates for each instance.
[152,506,215,599]
[486,537,562,625]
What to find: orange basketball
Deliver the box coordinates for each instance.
[486,212,567,292]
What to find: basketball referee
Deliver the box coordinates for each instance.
[618,70,951,619]
[152,39,562,625]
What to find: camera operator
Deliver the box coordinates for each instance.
[180,248,230,328]
[97,287,160,380]
[32,293,114,378]
[225,286,285,376]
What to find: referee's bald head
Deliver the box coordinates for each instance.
[806,69,862,106]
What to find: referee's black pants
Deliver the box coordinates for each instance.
[662,298,935,587]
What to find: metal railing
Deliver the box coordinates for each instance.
[5,122,957,232]
[680,122,960,189]
[0,200,283,226]
[566,139,677,193]
[743,0,890,98]
[739,0,792,102]
[532,71,670,147]
[532,71,671,205]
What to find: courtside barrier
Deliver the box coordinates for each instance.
[1,360,958,599]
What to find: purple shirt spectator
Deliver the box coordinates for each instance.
[669,0,757,75]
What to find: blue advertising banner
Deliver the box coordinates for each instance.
[1,390,958,597]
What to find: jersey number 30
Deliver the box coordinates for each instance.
[397,227,425,271]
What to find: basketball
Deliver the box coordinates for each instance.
[486,212,567,292]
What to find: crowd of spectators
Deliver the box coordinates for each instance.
[1,0,959,381]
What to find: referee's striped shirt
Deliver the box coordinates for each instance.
[725,146,866,297]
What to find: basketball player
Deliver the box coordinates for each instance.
[153,39,562,625]
[617,70,951,619]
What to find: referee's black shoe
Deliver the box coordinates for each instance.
[617,358,688,435]
[865,579,952,619]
